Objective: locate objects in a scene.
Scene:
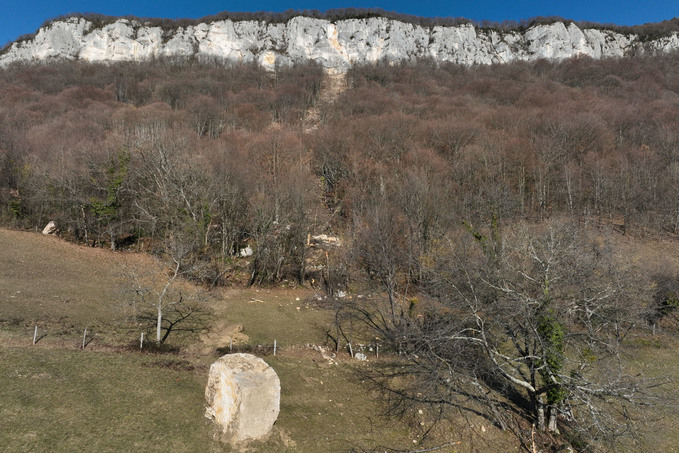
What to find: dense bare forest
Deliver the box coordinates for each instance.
[2,53,679,448]
[2,56,679,269]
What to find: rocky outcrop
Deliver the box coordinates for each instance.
[205,353,280,443]
[1,15,676,71]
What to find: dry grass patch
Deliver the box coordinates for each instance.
[0,229,157,326]
[0,345,215,453]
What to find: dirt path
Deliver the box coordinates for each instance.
[303,69,347,133]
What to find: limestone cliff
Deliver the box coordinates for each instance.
[1,15,677,70]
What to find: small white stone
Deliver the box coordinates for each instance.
[42,221,57,235]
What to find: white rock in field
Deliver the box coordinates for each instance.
[205,353,280,443]
[239,246,253,257]
[42,221,57,235]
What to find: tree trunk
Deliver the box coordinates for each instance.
[532,393,546,431]
[547,405,559,433]
[387,283,396,326]
[248,256,258,287]
[298,257,306,286]
[157,306,163,344]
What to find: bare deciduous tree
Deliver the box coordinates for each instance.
[125,242,210,345]
[352,220,660,449]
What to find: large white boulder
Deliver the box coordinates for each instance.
[205,353,281,443]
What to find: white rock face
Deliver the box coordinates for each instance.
[1,16,676,70]
[205,353,280,443]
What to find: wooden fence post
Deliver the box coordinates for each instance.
[82,327,87,349]
[33,325,37,345]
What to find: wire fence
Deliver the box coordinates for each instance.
[26,323,385,362]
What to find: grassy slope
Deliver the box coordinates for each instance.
[1,228,679,452]
[0,229,429,452]
[1,347,213,452]
[0,229,127,324]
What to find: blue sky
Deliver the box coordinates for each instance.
[2,1,678,47]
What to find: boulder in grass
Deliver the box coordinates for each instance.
[205,353,280,443]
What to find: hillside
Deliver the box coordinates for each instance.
[2,228,679,452]
[0,228,436,452]
[2,12,679,69]
[3,39,679,450]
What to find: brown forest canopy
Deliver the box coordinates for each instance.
[1,54,679,284]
